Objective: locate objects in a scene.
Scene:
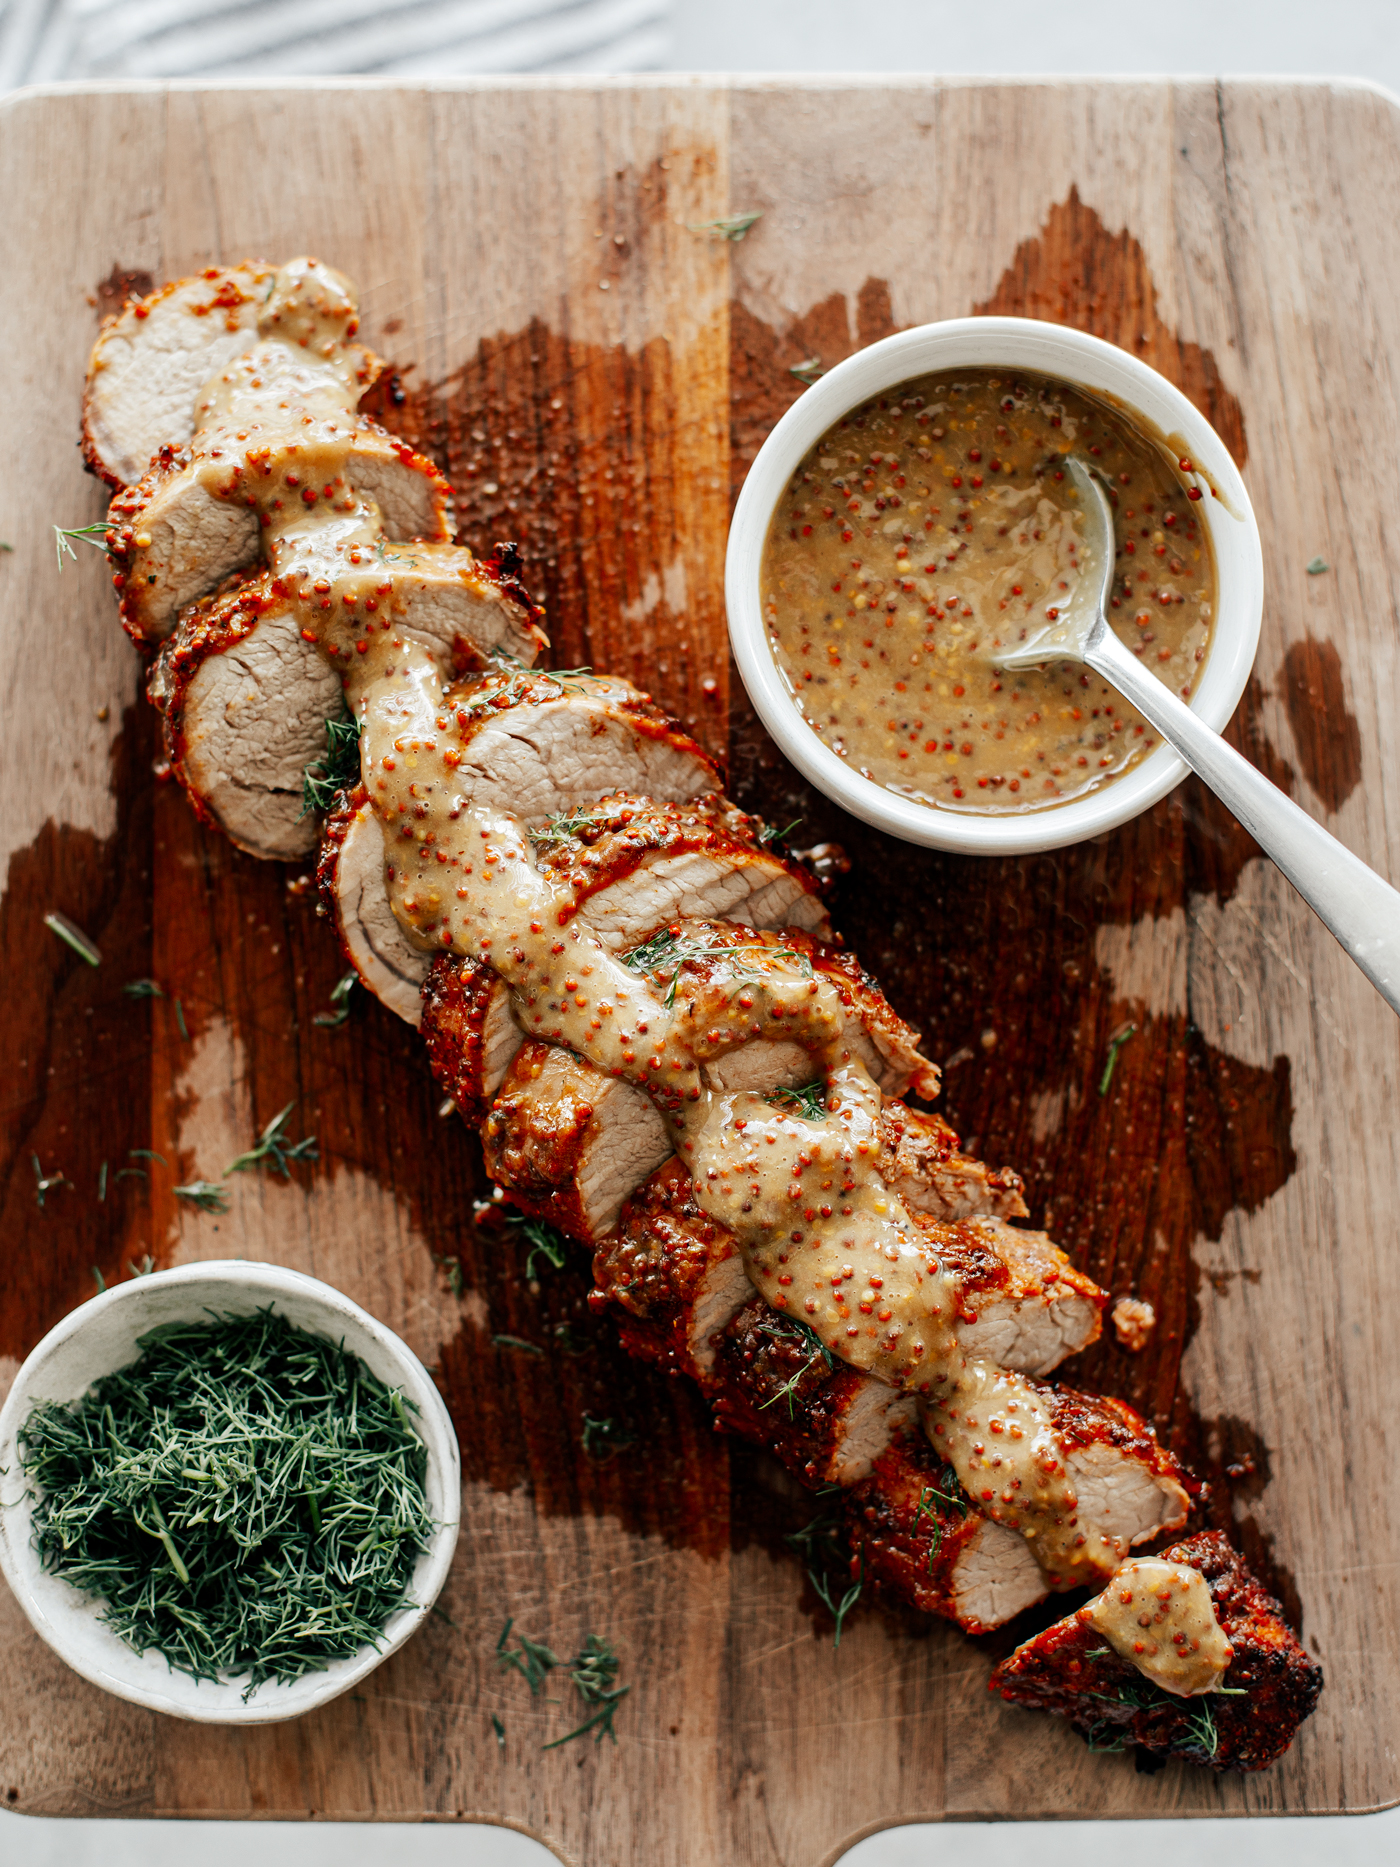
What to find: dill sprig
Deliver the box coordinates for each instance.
[580,1414,636,1461]
[529,806,610,848]
[173,1180,229,1214]
[1099,1022,1137,1095]
[17,1309,434,1697]
[224,1102,318,1181]
[785,1505,863,1648]
[300,715,361,819]
[624,927,813,1010]
[688,212,762,242]
[506,1211,568,1279]
[1183,1698,1219,1760]
[32,1155,69,1210]
[53,523,111,571]
[543,1634,630,1748]
[495,1618,560,1695]
[767,1080,827,1121]
[910,1473,969,1569]
[752,1312,833,1418]
[123,978,165,999]
[756,816,802,846]
[313,970,357,1029]
[44,911,101,966]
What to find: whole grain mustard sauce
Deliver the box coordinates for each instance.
[761,368,1216,812]
[191,263,1164,1598]
[1082,1557,1233,1697]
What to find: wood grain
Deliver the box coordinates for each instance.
[1,77,1398,1856]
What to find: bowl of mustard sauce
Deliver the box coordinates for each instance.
[726,318,1262,854]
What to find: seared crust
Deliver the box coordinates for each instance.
[988,1530,1323,1770]
[879,1101,1028,1221]
[420,953,515,1125]
[842,1432,991,1626]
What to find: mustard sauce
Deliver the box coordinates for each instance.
[1083,1557,1233,1696]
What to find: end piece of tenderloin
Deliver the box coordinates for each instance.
[108,430,454,645]
[83,263,277,489]
[879,1101,1028,1221]
[481,1041,673,1244]
[929,1214,1106,1376]
[988,1530,1323,1770]
[149,554,542,860]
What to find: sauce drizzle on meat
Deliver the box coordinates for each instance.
[1082,1556,1233,1696]
[184,260,1167,1598]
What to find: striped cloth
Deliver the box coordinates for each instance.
[0,0,670,88]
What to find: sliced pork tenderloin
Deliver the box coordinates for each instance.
[319,789,434,1023]
[418,954,521,1117]
[590,1157,753,1383]
[1047,1386,1191,1555]
[83,263,277,489]
[879,1101,1028,1221]
[481,1041,672,1244]
[989,1530,1323,1770]
[108,430,453,645]
[148,551,544,860]
[443,669,722,823]
[931,1215,1105,1375]
[531,794,829,947]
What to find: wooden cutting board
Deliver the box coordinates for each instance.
[1,76,1397,1860]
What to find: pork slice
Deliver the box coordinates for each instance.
[842,1433,1047,1634]
[482,1041,671,1245]
[109,430,454,645]
[1050,1387,1191,1552]
[447,670,722,821]
[419,953,522,1123]
[708,1298,918,1487]
[531,794,829,947]
[149,556,542,860]
[925,1214,1105,1376]
[319,791,433,1025]
[627,917,939,1101]
[989,1530,1324,1771]
[83,263,277,488]
[879,1102,1029,1221]
[590,1157,753,1383]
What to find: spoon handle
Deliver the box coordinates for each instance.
[1088,624,1400,1017]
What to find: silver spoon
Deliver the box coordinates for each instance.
[997,456,1400,1016]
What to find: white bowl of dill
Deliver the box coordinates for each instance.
[0,1260,460,1723]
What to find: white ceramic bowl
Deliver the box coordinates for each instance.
[0,1260,460,1724]
[726,316,1263,855]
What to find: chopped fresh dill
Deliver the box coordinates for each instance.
[910,1474,968,1570]
[756,816,802,845]
[624,927,813,1010]
[53,522,111,571]
[506,1211,568,1279]
[1083,1716,1128,1753]
[543,1634,630,1748]
[123,978,164,999]
[1098,1022,1137,1095]
[495,1618,559,1695]
[31,1155,68,1210]
[491,1712,506,1749]
[225,1102,317,1181]
[313,970,358,1028]
[491,1334,544,1356]
[767,1080,827,1121]
[581,1414,636,1461]
[16,1309,434,1697]
[433,1254,465,1299]
[529,807,610,848]
[173,1180,229,1214]
[126,1255,156,1278]
[789,359,825,385]
[688,212,762,242]
[785,1506,863,1648]
[92,1266,107,1293]
[752,1313,833,1418]
[1306,556,1329,576]
[301,714,362,819]
[129,1149,165,1165]
[1084,1645,1112,1659]
[1183,1697,1219,1759]
[174,998,189,1042]
[98,1160,108,1203]
[43,911,101,966]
